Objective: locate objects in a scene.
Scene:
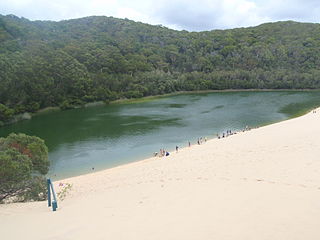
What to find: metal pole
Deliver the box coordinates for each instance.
[50,181,58,211]
[47,179,51,207]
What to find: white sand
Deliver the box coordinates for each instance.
[1,109,320,240]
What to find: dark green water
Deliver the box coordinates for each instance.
[1,91,319,180]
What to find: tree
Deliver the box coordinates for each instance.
[0,133,49,203]
[0,103,14,125]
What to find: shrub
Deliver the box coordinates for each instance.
[0,133,49,203]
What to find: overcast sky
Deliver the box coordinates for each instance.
[1,0,320,31]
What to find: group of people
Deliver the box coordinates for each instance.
[217,129,234,139]
[154,148,170,157]
[154,136,208,158]
[154,126,256,158]
[197,137,207,145]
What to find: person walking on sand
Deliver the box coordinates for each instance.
[176,145,179,153]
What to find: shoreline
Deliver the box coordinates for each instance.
[53,105,318,184]
[54,126,254,182]
[49,105,310,182]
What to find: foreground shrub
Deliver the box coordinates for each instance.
[0,133,49,203]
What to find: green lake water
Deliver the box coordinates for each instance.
[1,91,320,180]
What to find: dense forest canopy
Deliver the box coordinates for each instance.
[0,14,320,122]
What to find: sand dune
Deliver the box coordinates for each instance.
[1,109,320,240]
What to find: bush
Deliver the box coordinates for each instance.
[0,104,14,123]
[59,100,74,110]
[0,133,49,203]
[57,182,73,201]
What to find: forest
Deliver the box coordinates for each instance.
[1,14,320,123]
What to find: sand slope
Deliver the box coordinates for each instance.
[1,109,320,240]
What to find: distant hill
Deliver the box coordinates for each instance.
[0,14,320,121]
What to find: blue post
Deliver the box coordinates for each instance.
[47,179,51,207]
[51,181,58,211]
[52,201,57,211]
[47,178,58,211]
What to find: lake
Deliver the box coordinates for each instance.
[1,91,319,180]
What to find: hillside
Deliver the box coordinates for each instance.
[0,14,320,122]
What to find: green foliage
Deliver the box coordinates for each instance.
[1,15,320,116]
[0,133,49,203]
[57,183,73,201]
[59,100,76,110]
[0,103,14,122]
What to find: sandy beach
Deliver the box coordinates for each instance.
[1,108,320,240]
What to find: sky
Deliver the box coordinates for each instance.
[1,0,320,31]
